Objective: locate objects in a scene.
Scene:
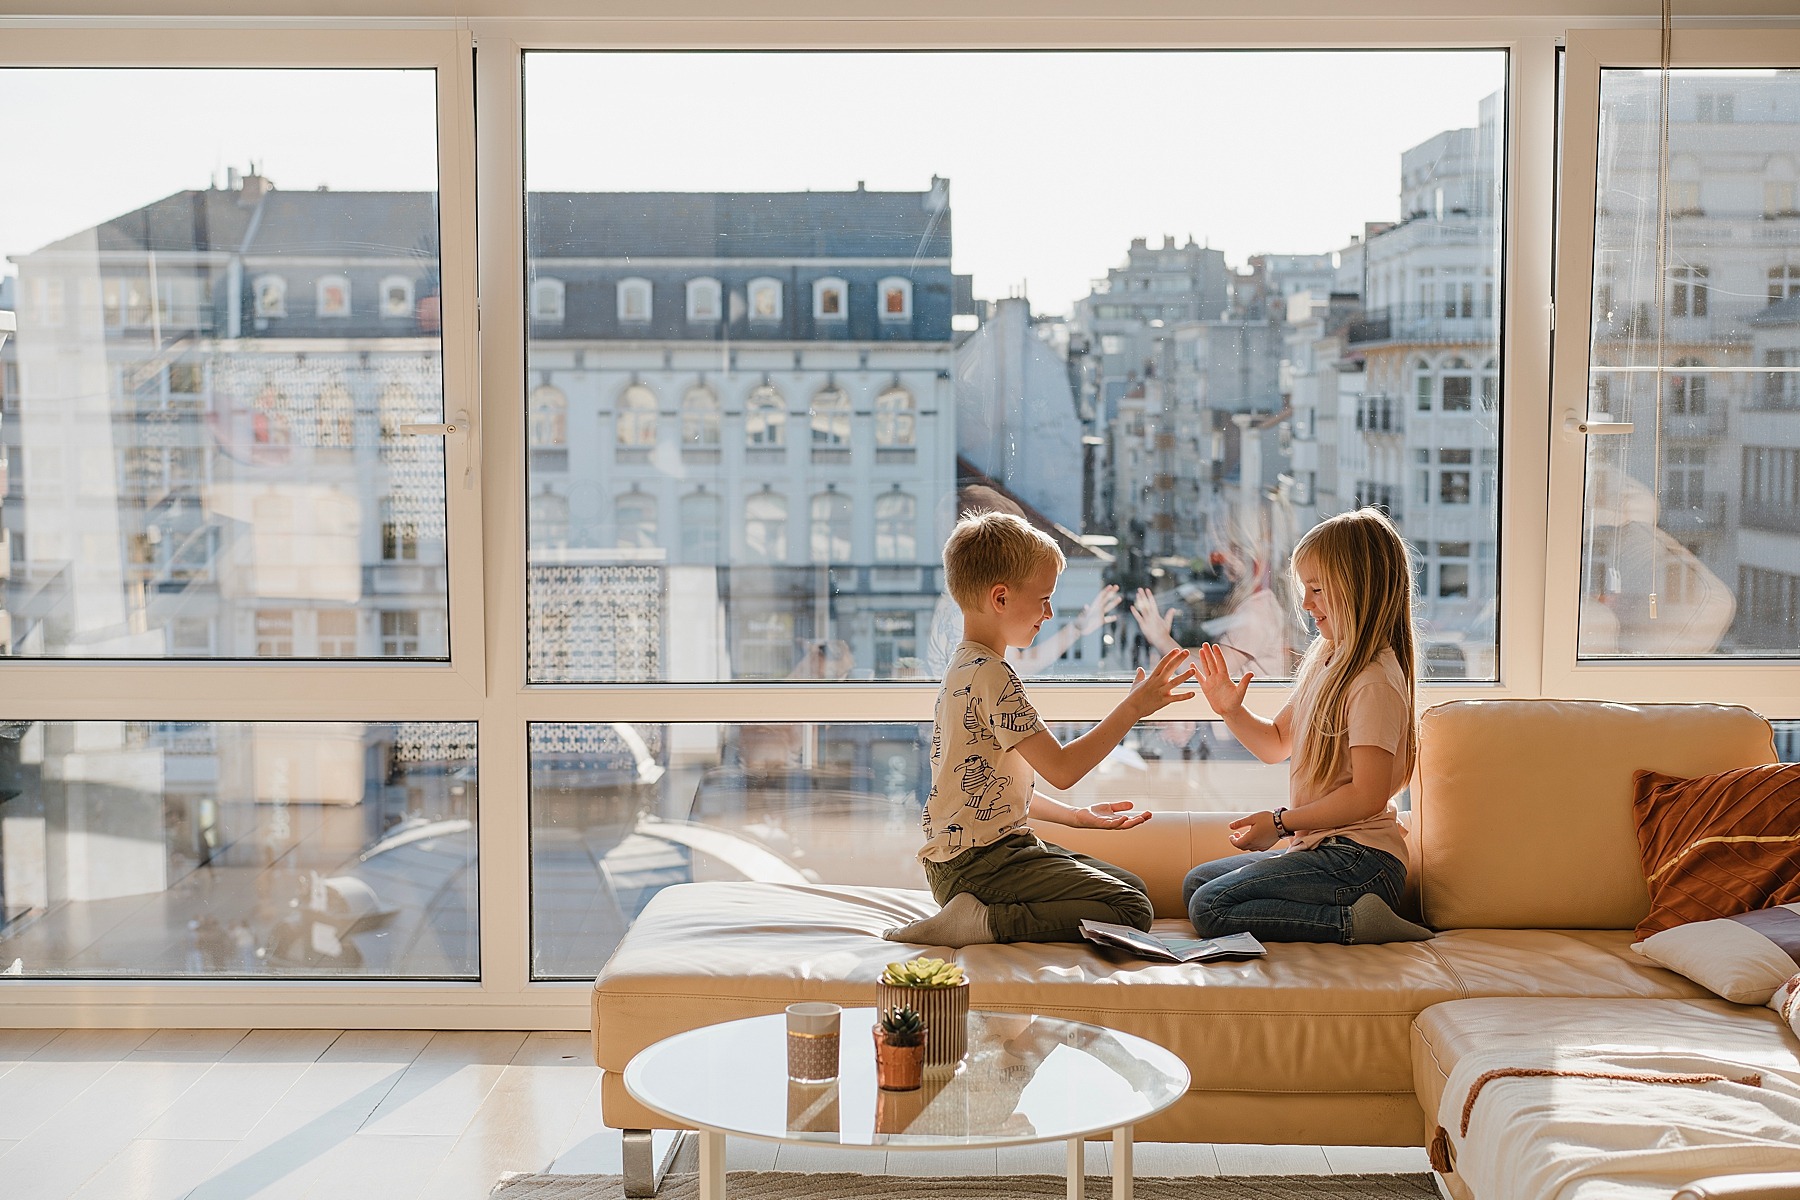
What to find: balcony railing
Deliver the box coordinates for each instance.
[1658,491,1727,535]
[1741,502,1800,535]
[1662,406,1729,439]
[1345,304,1497,347]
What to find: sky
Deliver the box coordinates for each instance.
[1,52,1505,318]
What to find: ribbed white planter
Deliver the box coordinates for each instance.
[875,981,969,1075]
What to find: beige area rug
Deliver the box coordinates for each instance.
[491,1173,1440,1198]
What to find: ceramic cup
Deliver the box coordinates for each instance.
[785,1002,841,1082]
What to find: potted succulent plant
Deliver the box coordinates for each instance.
[872,1005,927,1091]
[877,956,969,1075]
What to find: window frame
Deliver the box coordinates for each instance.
[27,8,1800,1026]
[1545,27,1800,708]
[0,24,490,1024]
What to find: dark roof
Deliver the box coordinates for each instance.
[526,190,951,259]
[30,188,438,261]
[1752,293,1800,326]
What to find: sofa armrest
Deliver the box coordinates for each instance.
[1672,1173,1800,1199]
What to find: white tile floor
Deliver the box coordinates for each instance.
[0,1029,1434,1200]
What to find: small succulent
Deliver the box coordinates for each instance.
[877,1005,926,1047]
[882,956,966,988]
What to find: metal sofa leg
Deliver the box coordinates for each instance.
[622,1129,688,1197]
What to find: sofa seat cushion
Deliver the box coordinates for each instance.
[593,882,1723,1102]
[1411,998,1800,1200]
[1426,928,1718,1001]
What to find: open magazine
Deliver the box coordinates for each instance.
[1079,920,1267,964]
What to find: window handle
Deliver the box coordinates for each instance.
[399,408,478,489]
[1563,410,1634,436]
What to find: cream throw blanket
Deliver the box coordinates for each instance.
[1432,1044,1800,1200]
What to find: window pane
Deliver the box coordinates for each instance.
[527,719,1289,979]
[0,69,450,659]
[0,720,477,978]
[523,51,1506,682]
[1581,69,1800,658]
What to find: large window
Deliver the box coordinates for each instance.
[0,66,450,662]
[1575,66,1800,659]
[522,49,1507,683]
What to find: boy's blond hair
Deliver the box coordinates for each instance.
[943,511,1065,611]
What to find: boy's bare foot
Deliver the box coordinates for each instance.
[883,893,996,947]
[1347,893,1434,943]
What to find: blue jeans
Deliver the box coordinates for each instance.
[1182,838,1405,945]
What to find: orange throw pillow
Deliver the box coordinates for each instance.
[1633,763,1800,939]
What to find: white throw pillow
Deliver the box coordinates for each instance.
[1772,972,1800,1037]
[1631,902,1800,1005]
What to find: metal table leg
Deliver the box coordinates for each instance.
[699,1129,726,1200]
[1067,1137,1085,1200]
[1112,1126,1134,1200]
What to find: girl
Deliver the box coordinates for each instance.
[1182,508,1434,944]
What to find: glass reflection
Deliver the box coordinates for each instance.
[1582,69,1800,658]
[528,719,1288,980]
[521,51,1506,683]
[0,720,478,978]
[0,68,448,659]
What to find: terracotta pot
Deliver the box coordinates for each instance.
[873,1028,926,1091]
[876,981,969,1075]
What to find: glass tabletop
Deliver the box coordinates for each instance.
[622,1008,1189,1149]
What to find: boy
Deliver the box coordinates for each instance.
[885,511,1199,948]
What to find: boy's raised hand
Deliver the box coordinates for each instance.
[1124,646,1199,720]
[1195,641,1252,717]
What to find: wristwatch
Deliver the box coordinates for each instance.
[1271,807,1291,836]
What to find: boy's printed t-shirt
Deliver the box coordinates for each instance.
[1281,645,1413,866]
[920,641,1046,863]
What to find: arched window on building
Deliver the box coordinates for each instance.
[875,491,916,563]
[746,385,786,448]
[680,490,722,563]
[813,277,848,321]
[686,277,722,323]
[615,490,658,549]
[531,278,566,323]
[877,276,913,322]
[874,386,916,451]
[617,384,658,449]
[316,380,354,449]
[744,491,787,563]
[810,490,853,563]
[530,489,570,551]
[253,274,287,318]
[379,276,414,320]
[617,277,652,323]
[1441,357,1474,413]
[747,277,782,322]
[809,385,851,452]
[316,275,351,318]
[530,385,567,447]
[1413,357,1434,411]
[681,384,720,451]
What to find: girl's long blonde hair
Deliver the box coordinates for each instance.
[1288,508,1419,796]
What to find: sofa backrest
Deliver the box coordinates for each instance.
[1032,813,1238,920]
[1413,699,1776,931]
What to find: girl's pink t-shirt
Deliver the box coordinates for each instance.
[1278,646,1414,866]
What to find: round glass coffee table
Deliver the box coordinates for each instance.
[623,1007,1189,1200]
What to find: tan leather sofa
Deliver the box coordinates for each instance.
[592,700,1800,1195]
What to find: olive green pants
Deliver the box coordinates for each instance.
[922,830,1154,943]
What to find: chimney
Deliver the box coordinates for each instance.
[237,168,273,207]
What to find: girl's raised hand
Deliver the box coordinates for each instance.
[1195,642,1253,717]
